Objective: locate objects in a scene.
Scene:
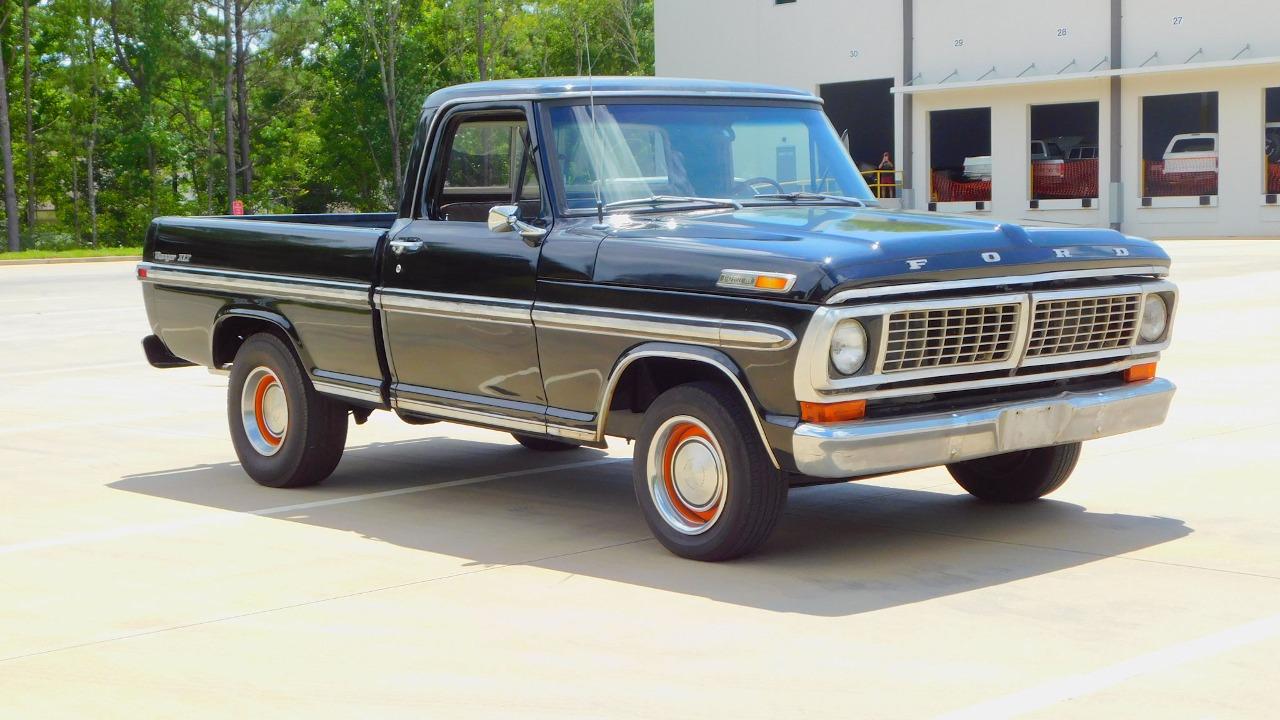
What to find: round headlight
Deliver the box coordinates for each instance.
[830,320,868,375]
[1139,294,1168,343]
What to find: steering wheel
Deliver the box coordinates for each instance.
[732,176,785,196]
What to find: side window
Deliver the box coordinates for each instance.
[432,114,541,222]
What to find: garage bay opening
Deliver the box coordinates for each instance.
[819,79,896,198]
[1266,87,1279,199]
[1029,102,1099,206]
[929,107,992,206]
[1141,92,1219,199]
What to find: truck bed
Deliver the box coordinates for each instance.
[141,213,393,402]
[145,213,393,285]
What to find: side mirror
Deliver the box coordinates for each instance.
[487,204,519,233]
[488,204,548,246]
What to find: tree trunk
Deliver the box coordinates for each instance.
[0,32,22,252]
[223,0,237,212]
[22,0,35,229]
[71,159,81,241]
[234,0,252,196]
[476,2,487,81]
[86,5,99,247]
[206,84,216,214]
[360,0,402,201]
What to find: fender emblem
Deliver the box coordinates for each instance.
[1053,248,1072,258]
[981,252,1002,263]
[906,258,928,271]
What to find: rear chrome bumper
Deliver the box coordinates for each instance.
[792,378,1175,478]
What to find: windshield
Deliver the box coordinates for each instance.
[544,102,874,212]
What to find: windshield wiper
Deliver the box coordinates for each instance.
[602,195,743,212]
[746,192,869,207]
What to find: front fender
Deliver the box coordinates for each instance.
[599,342,782,469]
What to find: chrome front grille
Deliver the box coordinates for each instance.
[1027,294,1140,357]
[882,304,1020,372]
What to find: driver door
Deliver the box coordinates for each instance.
[377,105,549,432]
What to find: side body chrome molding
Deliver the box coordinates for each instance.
[146,263,786,461]
[376,289,532,325]
[532,303,796,351]
[139,262,370,308]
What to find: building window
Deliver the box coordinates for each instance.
[1265,87,1279,197]
[1029,102,1099,203]
[820,79,896,198]
[929,107,991,204]
[1141,92,1218,198]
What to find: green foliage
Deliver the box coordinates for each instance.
[0,0,654,245]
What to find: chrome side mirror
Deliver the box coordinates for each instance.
[488,204,547,245]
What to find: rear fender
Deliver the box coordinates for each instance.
[211,306,314,372]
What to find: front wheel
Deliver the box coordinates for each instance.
[227,333,348,488]
[633,382,787,561]
[946,442,1081,502]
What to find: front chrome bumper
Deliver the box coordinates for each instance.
[791,378,1176,478]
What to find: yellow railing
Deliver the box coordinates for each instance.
[862,169,902,199]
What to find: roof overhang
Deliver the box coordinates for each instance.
[894,54,1280,95]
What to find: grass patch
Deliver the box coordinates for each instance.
[0,247,142,260]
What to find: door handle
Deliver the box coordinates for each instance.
[390,237,425,255]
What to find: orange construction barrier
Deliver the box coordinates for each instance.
[1143,160,1218,197]
[1268,163,1280,194]
[1033,159,1099,199]
[931,170,991,202]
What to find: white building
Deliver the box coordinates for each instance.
[655,0,1280,237]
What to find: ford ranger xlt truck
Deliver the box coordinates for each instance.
[138,77,1177,561]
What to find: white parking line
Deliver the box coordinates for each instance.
[0,361,141,379]
[0,457,626,556]
[933,612,1280,719]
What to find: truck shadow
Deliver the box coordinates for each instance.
[112,436,1191,617]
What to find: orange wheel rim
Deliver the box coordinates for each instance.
[253,375,283,446]
[662,423,718,523]
[241,366,289,456]
[646,416,727,535]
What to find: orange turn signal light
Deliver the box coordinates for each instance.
[1125,362,1157,383]
[800,399,867,424]
[754,275,790,291]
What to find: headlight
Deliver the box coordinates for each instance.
[830,320,868,375]
[1139,294,1168,343]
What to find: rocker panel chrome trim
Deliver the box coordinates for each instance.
[311,380,383,404]
[395,396,547,434]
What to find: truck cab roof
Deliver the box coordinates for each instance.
[421,76,818,110]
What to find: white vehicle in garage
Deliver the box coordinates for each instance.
[1162,133,1218,173]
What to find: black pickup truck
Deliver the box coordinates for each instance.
[139,77,1177,560]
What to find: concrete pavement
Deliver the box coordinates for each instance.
[1,243,1278,718]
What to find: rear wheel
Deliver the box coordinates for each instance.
[947,442,1081,502]
[227,333,348,488]
[633,382,787,561]
[512,433,581,452]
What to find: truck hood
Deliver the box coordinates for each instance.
[593,206,1170,301]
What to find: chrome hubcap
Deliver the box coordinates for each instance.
[646,416,727,535]
[241,366,289,456]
